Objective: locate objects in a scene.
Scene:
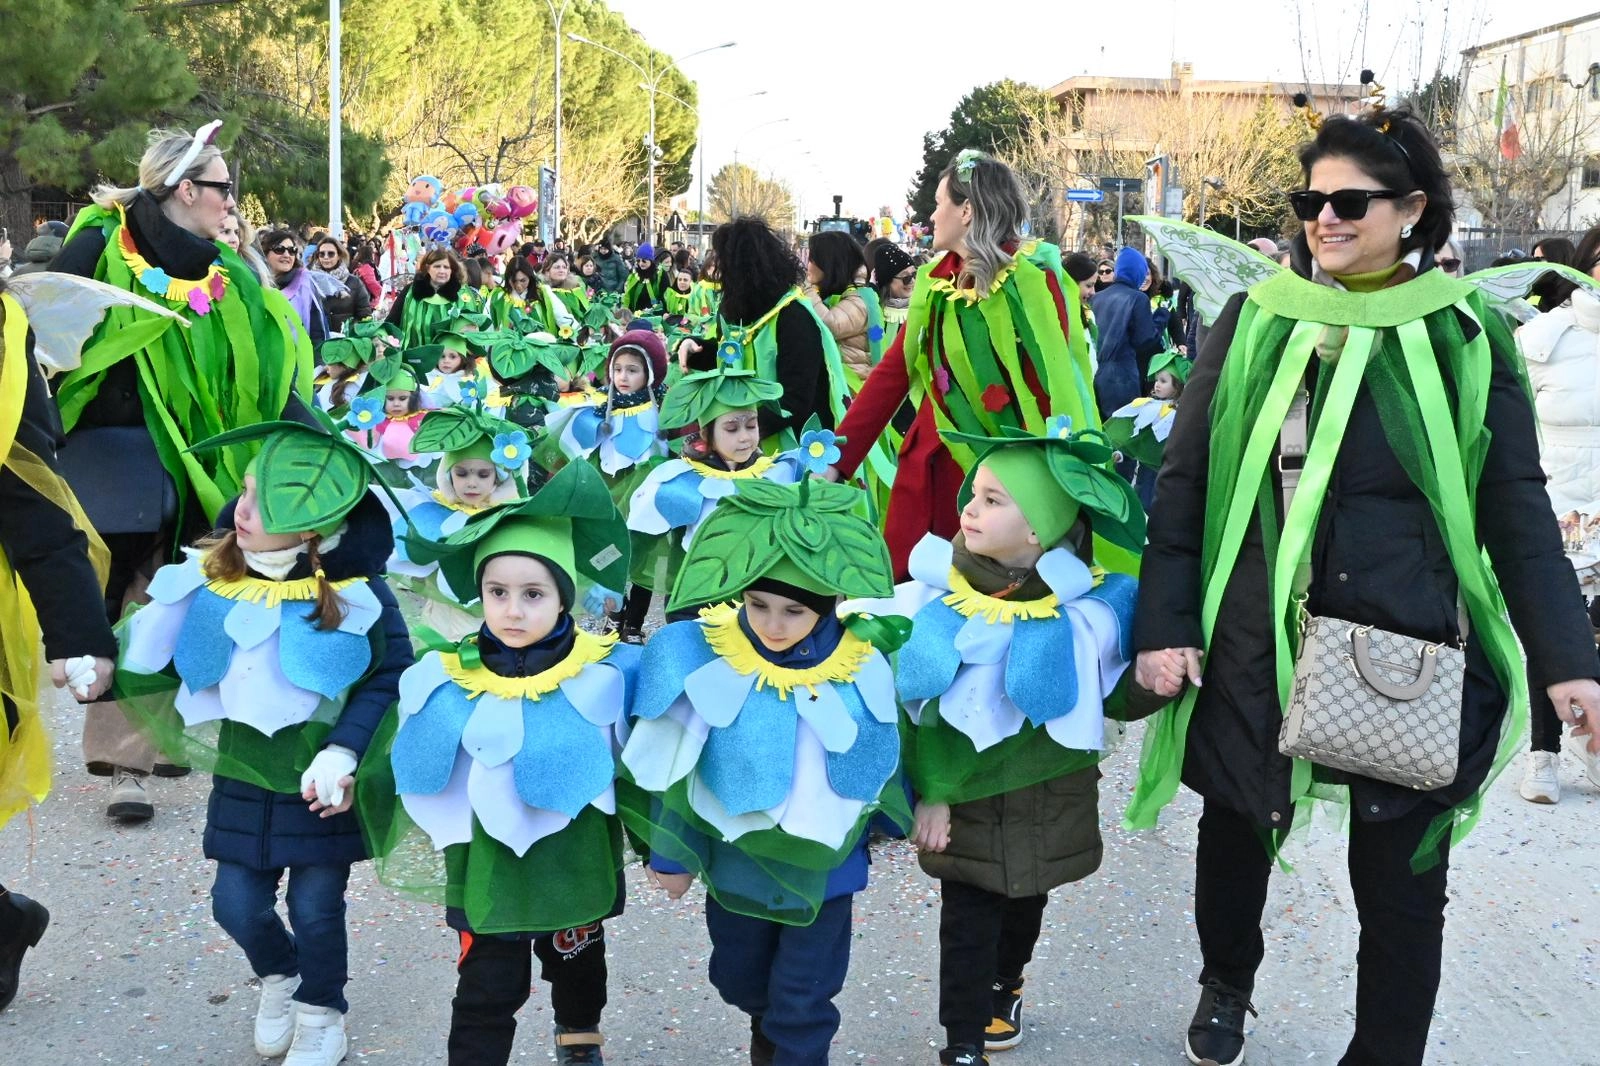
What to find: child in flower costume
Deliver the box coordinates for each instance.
[620,476,910,1066]
[846,419,1163,1066]
[1104,349,1191,511]
[385,406,535,642]
[626,364,803,628]
[114,421,414,1064]
[421,322,497,410]
[357,461,637,1066]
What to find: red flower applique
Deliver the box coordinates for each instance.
[980,383,1010,412]
[933,366,951,395]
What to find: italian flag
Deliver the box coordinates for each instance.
[1495,60,1522,161]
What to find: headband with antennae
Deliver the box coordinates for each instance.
[161,120,225,187]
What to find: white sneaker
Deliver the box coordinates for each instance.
[254,973,299,1056]
[282,1004,347,1066]
[1520,751,1560,804]
[1566,733,1600,788]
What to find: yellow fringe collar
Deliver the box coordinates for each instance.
[610,400,655,418]
[205,573,364,607]
[440,629,616,701]
[684,454,775,481]
[698,602,870,701]
[431,490,492,515]
[940,561,1108,623]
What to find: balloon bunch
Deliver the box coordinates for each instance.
[408,179,540,252]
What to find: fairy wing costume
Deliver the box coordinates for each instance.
[1127,247,1598,870]
[53,195,316,526]
[619,478,910,925]
[0,292,115,828]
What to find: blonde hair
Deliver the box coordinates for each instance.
[938,154,1029,294]
[92,127,225,210]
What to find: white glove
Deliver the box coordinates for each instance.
[62,656,98,700]
[300,745,358,809]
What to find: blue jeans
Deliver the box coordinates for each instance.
[211,861,352,1012]
[706,894,853,1066]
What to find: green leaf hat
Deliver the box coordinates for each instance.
[189,419,380,536]
[667,479,893,612]
[1147,349,1193,383]
[657,366,785,432]
[411,405,530,474]
[406,460,630,605]
[942,415,1146,554]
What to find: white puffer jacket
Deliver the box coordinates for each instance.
[1518,289,1600,516]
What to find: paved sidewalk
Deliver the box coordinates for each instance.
[3,684,1596,1064]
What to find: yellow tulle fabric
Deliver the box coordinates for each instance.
[0,294,110,828]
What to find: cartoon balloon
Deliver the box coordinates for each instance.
[506,185,538,220]
[484,220,522,256]
[402,201,429,226]
[404,175,442,206]
[420,207,457,243]
[453,202,481,228]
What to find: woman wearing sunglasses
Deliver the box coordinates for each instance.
[1131,107,1600,1066]
[308,235,373,334]
[260,230,346,343]
[48,124,317,826]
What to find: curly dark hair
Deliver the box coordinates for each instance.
[1297,106,1453,261]
[501,256,542,297]
[713,219,801,324]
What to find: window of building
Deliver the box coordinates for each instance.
[1583,156,1600,189]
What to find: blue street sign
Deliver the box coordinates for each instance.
[1065,188,1106,203]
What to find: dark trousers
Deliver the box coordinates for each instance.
[1194,799,1450,1066]
[1530,688,1563,753]
[210,861,352,1012]
[447,921,608,1066]
[621,585,652,630]
[705,895,853,1066]
[937,880,1047,1050]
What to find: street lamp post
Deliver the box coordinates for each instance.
[328,0,342,237]
[566,34,734,244]
[1199,176,1224,233]
[1560,62,1600,228]
[541,0,572,240]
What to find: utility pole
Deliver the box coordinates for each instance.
[327,0,342,238]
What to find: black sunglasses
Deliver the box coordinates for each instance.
[266,243,297,256]
[1437,258,1461,272]
[316,248,340,256]
[191,178,234,197]
[1287,188,1410,222]
[893,271,917,284]
[1096,267,1114,275]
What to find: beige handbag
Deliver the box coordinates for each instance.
[1275,389,1464,791]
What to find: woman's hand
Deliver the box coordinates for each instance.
[1547,678,1600,754]
[1135,648,1203,698]
[912,801,951,853]
[647,869,694,899]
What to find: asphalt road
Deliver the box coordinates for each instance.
[3,684,1596,1065]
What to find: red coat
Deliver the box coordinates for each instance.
[834,248,1073,578]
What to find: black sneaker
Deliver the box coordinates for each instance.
[553,1024,604,1064]
[939,1046,988,1066]
[749,1014,776,1066]
[1185,978,1257,1066]
[985,977,1023,1051]
[0,893,49,1012]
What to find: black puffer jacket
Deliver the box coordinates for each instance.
[1135,287,1599,829]
[201,492,414,870]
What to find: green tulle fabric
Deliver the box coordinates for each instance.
[1126,269,1532,872]
[355,708,628,934]
[615,773,910,927]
